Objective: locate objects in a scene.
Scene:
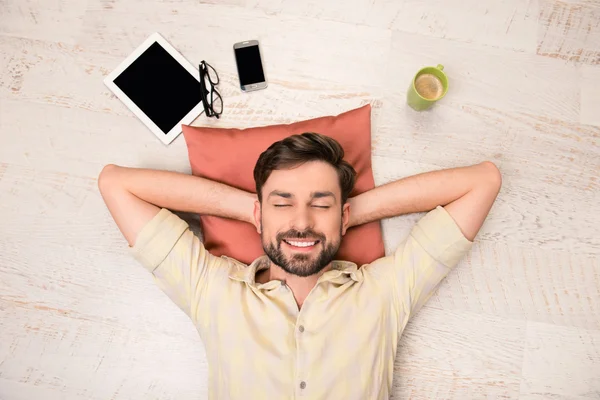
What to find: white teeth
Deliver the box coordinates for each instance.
[285,240,316,247]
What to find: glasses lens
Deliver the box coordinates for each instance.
[211,89,223,115]
[202,69,212,88]
[206,63,219,85]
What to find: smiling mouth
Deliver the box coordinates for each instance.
[283,239,320,248]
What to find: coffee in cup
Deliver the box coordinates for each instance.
[407,64,449,111]
[414,73,444,100]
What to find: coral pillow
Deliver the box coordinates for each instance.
[182,104,384,267]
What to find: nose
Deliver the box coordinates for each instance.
[290,206,314,232]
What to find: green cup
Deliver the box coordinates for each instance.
[407,64,448,111]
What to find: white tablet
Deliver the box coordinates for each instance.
[104,32,204,145]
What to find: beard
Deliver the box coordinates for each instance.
[261,225,342,278]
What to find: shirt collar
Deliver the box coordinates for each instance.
[227,255,363,289]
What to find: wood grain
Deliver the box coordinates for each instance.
[520,321,600,399]
[0,35,382,130]
[76,2,392,89]
[0,303,209,400]
[385,30,582,122]
[247,0,539,53]
[376,161,600,331]
[0,97,193,175]
[537,0,600,65]
[371,102,600,254]
[392,308,526,399]
[580,64,600,126]
[0,0,88,44]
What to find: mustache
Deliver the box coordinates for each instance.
[276,229,326,242]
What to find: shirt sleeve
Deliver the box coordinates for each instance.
[392,205,474,328]
[130,208,221,322]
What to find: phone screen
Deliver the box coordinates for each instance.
[234,45,265,86]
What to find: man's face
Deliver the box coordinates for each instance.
[254,161,350,277]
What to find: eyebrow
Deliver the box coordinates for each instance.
[267,190,337,202]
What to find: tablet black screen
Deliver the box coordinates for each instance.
[114,42,200,134]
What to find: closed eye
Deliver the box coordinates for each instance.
[274,205,330,209]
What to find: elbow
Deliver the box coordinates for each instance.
[97,164,121,193]
[480,161,502,192]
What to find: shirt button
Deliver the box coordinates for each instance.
[300,381,306,389]
[298,325,305,333]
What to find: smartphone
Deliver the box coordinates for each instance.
[233,40,267,92]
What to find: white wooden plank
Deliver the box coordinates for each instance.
[581,64,600,126]
[378,206,600,332]
[246,0,539,53]
[0,166,206,335]
[372,143,599,255]
[392,308,526,399]
[0,303,208,399]
[0,160,202,254]
[0,165,210,399]
[0,97,193,175]
[371,100,598,195]
[75,2,392,89]
[0,35,382,129]
[537,0,600,65]
[0,163,125,249]
[372,155,599,330]
[0,36,137,118]
[0,0,87,44]
[437,240,600,330]
[384,30,581,122]
[0,93,379,176]
[520,321,600,399]
[84,0,246,13]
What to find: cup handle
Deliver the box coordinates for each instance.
[437,64,444,70]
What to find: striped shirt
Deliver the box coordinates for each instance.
[131,205,473,399]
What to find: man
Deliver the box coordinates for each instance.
[98,133,501,399]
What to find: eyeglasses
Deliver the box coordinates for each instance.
[199,60,223,119]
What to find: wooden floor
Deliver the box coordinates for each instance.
[1,0,599,399]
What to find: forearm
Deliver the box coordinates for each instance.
[103,164,256,224]
[348,162,498,228]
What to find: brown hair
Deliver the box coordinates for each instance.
[254,132,357,205]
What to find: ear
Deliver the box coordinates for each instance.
[341,202,351,236]
[253,200,262,234]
